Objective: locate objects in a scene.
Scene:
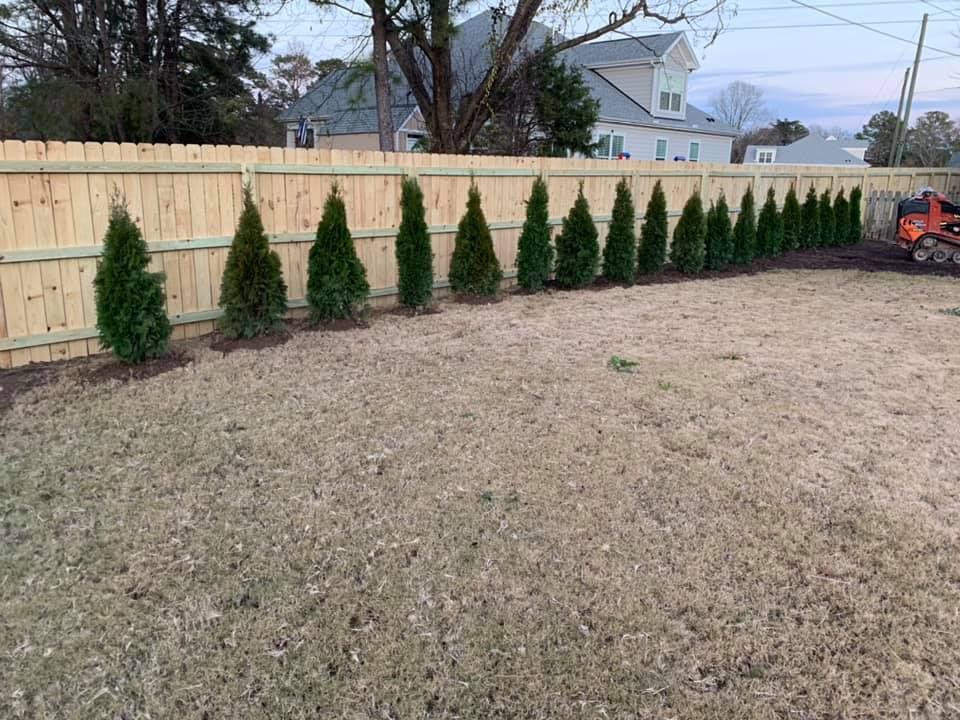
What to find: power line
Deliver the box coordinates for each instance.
[920,0,960,20]
[787,0,960,56]
[739,0,960,10]
[722,17,959,30]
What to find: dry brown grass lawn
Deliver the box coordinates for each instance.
[3,269,960,719]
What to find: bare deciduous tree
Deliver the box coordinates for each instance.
[320,0,729,154]
[709,80,766,131]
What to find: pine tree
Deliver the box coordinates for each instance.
[554,183,600,288]
[601,178,637,284]
[307,185,370,322]
[94,198,172,362]
[449,183,503,295]
[834,188,850,249]
[637,180,668,274]
[395,177,434,307]
[731,186,757,265]
[781,184,802,252]
[819,189,835,247]
[705,194,734,271]
[670,192,707,274]
[849,185,864,245]
[219,186,288,338]
[800,185,820,249]
[756,187,783,257]
[516,176,553,291]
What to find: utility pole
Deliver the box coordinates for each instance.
[894,12,928,167]
[887,67,910,167]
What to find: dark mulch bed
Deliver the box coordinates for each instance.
[1,351,190,415]
[210,331,290,355]
[634,240,960,287]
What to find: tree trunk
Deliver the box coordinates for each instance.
[370,0,394,152]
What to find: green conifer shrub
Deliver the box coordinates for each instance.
[449,183,503,295]
[637,180,668,274]
[601,178,637,284]
[800,185,820,248]
[849,185,864,245]
[756,187,784,257]
[781,184,802,252]
[94,198,172,362]
[819,189,835,246]
[731,186,757,265]
[395,177,434,307]
[670,192,707,274]
[705,193,734,271]
[219,186,288,338]
[307,184,370,322]
[834,188,850,249]
[516,176,553,291]
[554,183,600,288]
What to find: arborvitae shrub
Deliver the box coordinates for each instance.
[732,186,757,265]
[781,184,802,252]
[554,184,600,288]
[705,193,734,271]
[219,186,288,338]
[834,188,850,249]
[670,192,707,275]
[449,184,502,295]
[395,177,433,307]
[516,176,553,291]
[307,184,370,322]
[800,185,820,248]
[849,186,864,245]
[637,180,668,274]
[756,187,783,257]
[94,198,172,362]
[602,178,637,284]
[819,189,835,247]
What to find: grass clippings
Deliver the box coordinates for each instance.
[3,269,960,719]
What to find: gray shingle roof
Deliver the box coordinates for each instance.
[562,33,683,66]
[745,135,868,166]
[281,10,736,138]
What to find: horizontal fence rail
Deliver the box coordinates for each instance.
[0,139,953,368]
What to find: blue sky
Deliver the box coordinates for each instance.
[257,0,960,134]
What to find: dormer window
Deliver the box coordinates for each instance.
[655,68,685,117]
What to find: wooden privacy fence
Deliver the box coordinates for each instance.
[0,139,953,368]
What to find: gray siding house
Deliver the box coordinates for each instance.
[279,11,737,161]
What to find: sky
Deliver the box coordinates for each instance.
[255,0,960,134]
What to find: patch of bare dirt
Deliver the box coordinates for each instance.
[451,293,503,305]
[210,331,290,354]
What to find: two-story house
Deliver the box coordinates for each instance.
[279,11,737,161]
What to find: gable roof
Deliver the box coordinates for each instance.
[281,10,734,138]
[745,134,868,166]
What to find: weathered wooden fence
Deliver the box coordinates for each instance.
[0,140,952,368]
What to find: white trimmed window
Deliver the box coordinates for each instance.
[757,149,776,164]
[655,138,668,161]
[688,141,701,162]
[596,132,625,159]
[658,69,685,114]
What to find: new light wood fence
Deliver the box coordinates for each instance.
[0,140,953,368]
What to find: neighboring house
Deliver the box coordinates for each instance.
[279,11,737,161]
[743,134,869,167]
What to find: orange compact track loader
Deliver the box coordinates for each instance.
[895,187,960,263]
